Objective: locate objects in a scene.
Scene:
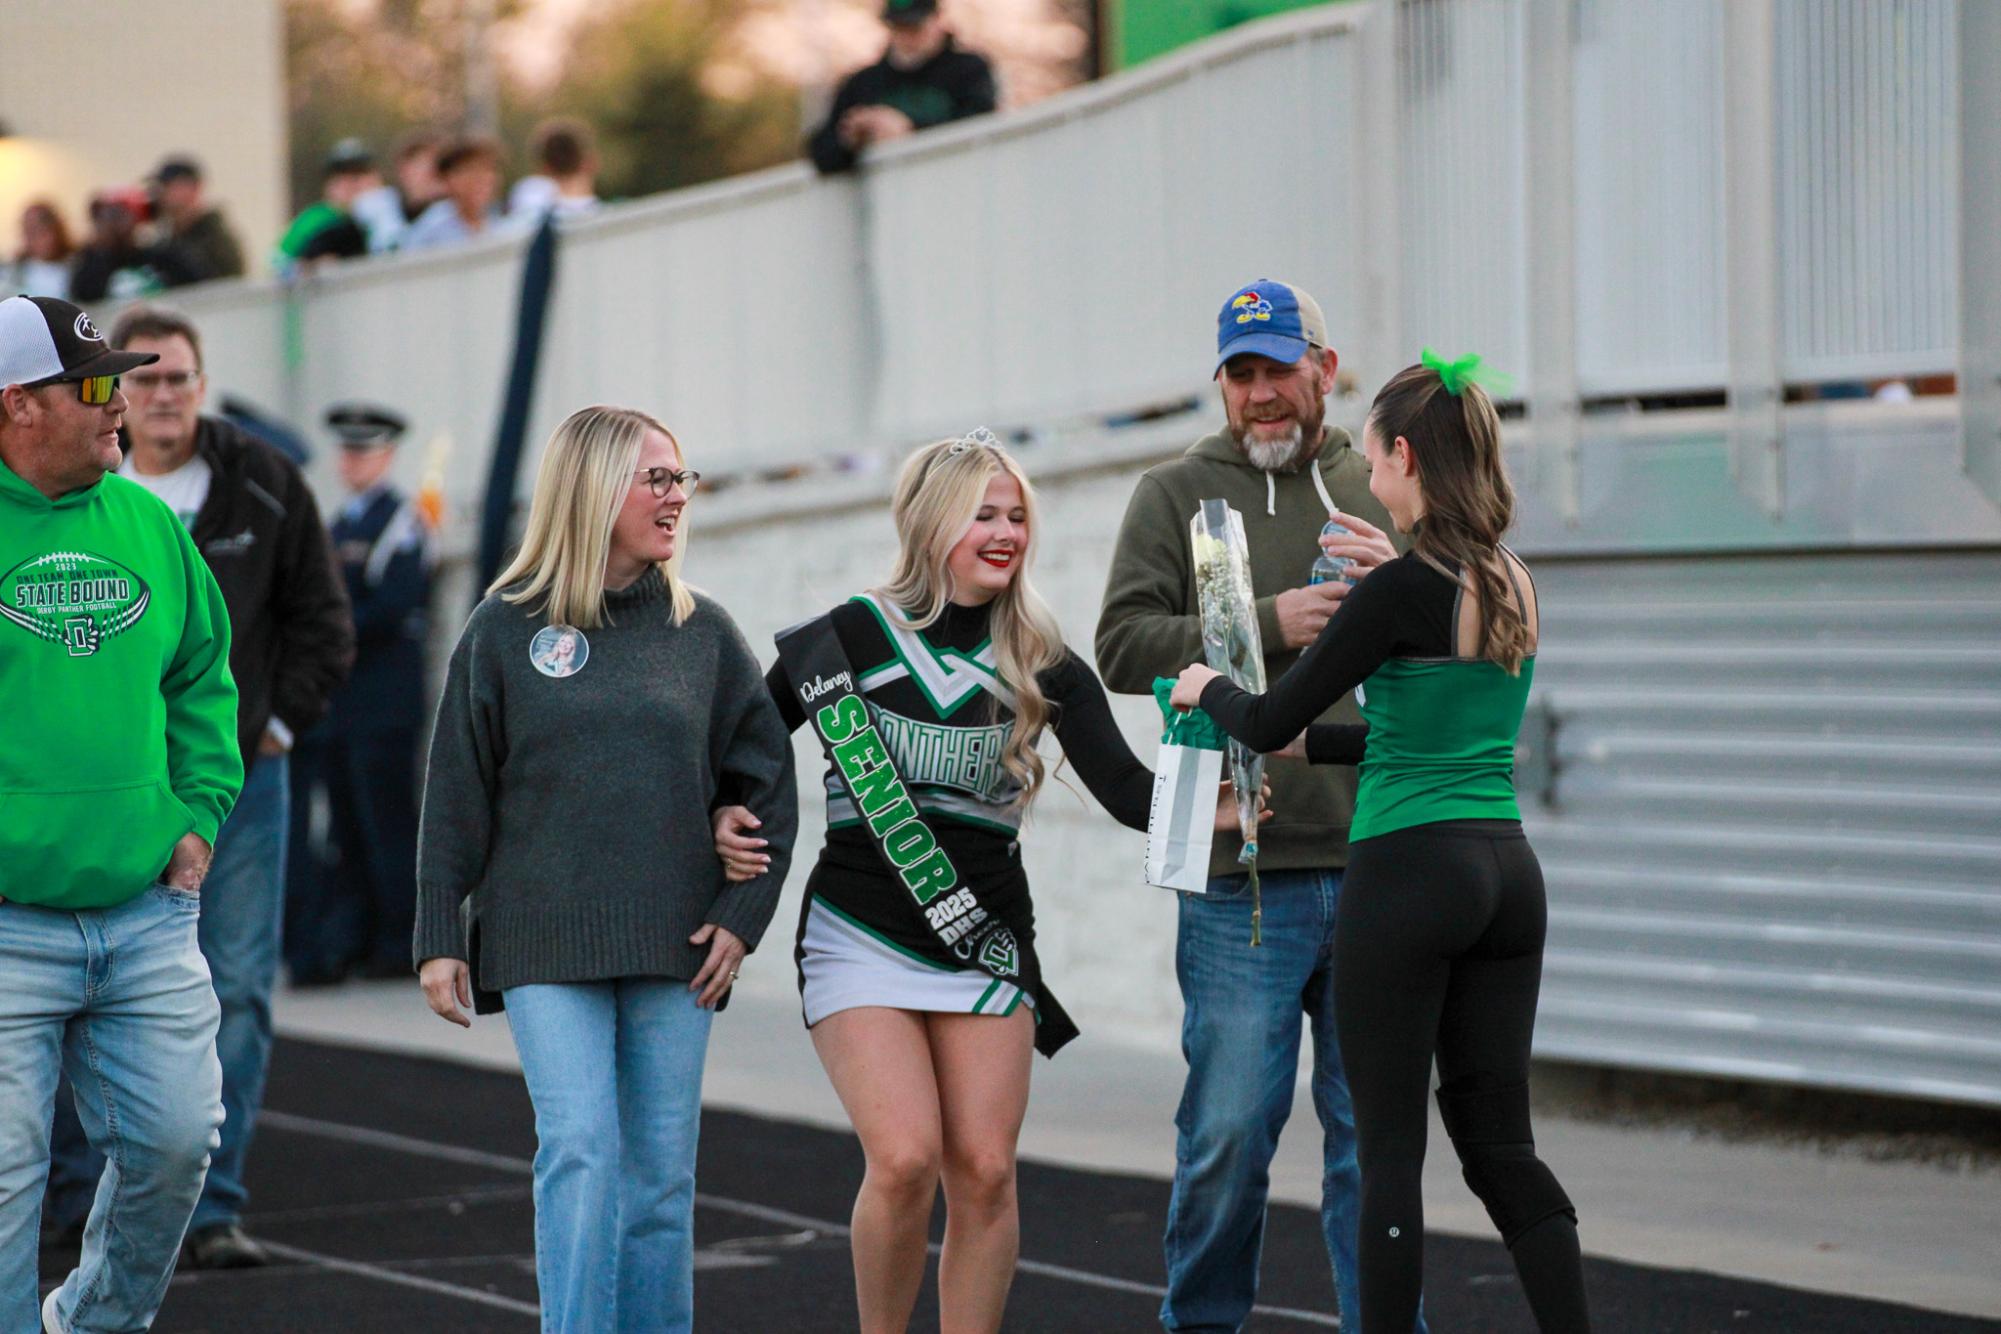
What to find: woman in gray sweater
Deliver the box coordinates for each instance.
[414,405,796,1334]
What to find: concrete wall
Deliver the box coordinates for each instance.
[0,0,286,272]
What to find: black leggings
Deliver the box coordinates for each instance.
[1336,820,1590,1333]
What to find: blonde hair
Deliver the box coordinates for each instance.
[489,405,696,628]
[878,437,1067,809]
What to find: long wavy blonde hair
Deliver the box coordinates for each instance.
[489,405,695,628]
[877,436,1067,809]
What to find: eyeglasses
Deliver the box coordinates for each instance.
[124,370,203,393]
[26,373,120,405]
[634,466,700,498]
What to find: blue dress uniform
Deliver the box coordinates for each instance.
[284,405,430,981]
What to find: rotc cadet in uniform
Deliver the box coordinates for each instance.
[285,403,430,984]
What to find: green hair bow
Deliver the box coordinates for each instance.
[1420,347,1512,398]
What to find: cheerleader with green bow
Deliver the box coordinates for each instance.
[1172,352,1593,1332]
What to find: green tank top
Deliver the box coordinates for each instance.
[1349,654,1535,841]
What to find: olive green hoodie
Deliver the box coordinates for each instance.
[0,455,240,908]
[1094,427,1402,875]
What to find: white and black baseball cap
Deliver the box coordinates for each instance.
[0,295,159,389]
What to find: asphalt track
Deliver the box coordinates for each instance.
[38,1039,2001,1333]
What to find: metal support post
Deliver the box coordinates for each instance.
[1722,0,1783,519]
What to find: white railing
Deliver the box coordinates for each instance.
[1395,0,1531,380]
[1570,1,1729,395]
[1776,0,1960,382]
[858,11,1370,445]
[164,0,1978,523]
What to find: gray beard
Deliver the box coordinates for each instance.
[1236,422,1306,473]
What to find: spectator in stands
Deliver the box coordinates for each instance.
[344,131,445,254]
[286,403,430,988]
[274,140,380,276]
[509,116,603,222]
[68,189,193,303]
[149,156,246,285]
[808,0,997,174]
[402,136,510,251]
[45,306,354,1271]
[6,201,76,300]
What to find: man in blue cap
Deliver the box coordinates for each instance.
[1094,281,1420,1332]
[286,402,431,986]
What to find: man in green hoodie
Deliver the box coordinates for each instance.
[1095,281,1422,1333]
[0,295,239,1334]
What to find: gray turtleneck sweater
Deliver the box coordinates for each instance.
[415,568,796,1011]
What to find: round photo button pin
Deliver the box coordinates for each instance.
[530,625,589,678]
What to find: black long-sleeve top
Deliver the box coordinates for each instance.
[1198,551,1472,764]
[766,597,1152,975]
[807,38,998,174]
[768,599,1152,831]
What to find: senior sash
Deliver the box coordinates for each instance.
[778,614,1028,981]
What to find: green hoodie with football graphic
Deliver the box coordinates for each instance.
[0,455,241,908]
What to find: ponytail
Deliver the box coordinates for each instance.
[1366,361,1530,673]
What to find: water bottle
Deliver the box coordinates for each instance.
[1309,518,1357,585]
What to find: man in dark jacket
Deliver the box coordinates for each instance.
[44,305,353,1270]
[808,0,997,174]
[150,157,246,286]
[66,189,197,303]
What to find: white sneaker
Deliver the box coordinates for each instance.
[42,1286,63,1333]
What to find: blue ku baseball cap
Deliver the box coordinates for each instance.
[1214,279,1331,375]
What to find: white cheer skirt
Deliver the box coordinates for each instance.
[799,896,1034,1027]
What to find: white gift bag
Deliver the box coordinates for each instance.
[1145,739,1224,892]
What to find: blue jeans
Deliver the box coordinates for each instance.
[1163,868,1426,1334]
[1,888,223,1334]
[506,979,714,1334]
[49,753,289,1234]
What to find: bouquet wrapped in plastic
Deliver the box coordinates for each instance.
[1191,498,1268,943]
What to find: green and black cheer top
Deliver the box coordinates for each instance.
[766,594,1154,1055]
[1197,549,1535,841]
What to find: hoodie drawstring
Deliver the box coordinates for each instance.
[1266,465,1336,520]
[1310,465,1336,518]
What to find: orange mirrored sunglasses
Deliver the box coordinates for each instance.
[26,372,119,405]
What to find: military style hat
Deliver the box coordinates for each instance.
[325,401,407,450]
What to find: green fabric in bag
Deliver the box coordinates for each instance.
[1154,676,1226,749]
